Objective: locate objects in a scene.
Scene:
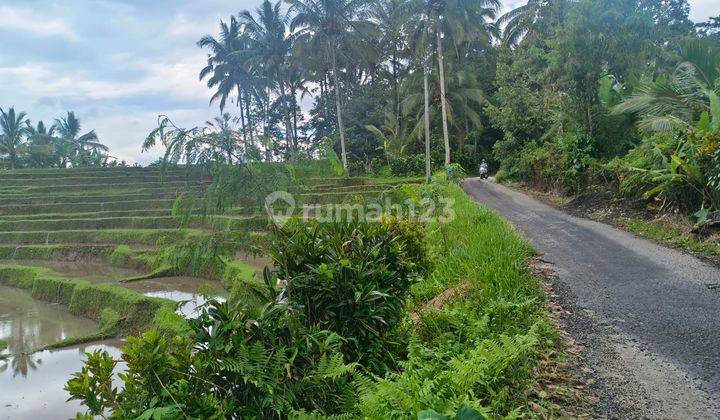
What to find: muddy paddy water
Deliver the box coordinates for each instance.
[0,261,228,417]
[0,284,124,418]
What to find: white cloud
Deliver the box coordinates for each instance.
[0,5,78,40]
[689,0,719,22]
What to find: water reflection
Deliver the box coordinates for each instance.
[0,276,224,417]
[0,341,123,419]
[0,285,97,375]
[123,276,227,318]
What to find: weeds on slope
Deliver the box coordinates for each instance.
[357,183,557,418]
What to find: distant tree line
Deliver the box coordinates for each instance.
[147,0,501,179]
[159,0,717,215]
[0,108,117,169]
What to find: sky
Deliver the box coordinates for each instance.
[1,0,718,165]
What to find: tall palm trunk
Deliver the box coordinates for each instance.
[436,28,451,166]
[264,86,271,161]
[423,63,431,184]
[9,149,16,170]
[291,85,299,143]
[392,50,400,132]
[329,45,348,172]
[237,88,247,146]
[279,79,295,157]
[245,93,254,147]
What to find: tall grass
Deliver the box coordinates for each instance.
[357,184,556,417]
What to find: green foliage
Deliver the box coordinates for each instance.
[270,218,429,372]
[67,294,359,418]
[495,133,595,194]
[357,184,552,417]
[444,163,467,184]
[65,350,118,416]
[611,128,720,211]
[617,216,720,257]
[390,154,430,177]
[0,107,113,169]
[154,230,250,278]
[419,404,487,420]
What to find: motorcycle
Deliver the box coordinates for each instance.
[479,165,489,180]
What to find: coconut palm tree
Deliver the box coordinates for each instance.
[0,107,29,170]
[426,0,498,165]
[198,16,259,146]
[287,0,377,172]
[407,0,434,181]
[26,120,58,168]
[53,111,107,167]
[402,61,486,153]
[240,0,296,154]
[497,0,568,46]
[373,0,412,130]
[205,113,242,164]
[613,39,720,131]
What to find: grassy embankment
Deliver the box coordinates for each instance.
[617,216,720,258]
[355,182,564,417]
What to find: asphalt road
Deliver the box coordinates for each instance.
[462,178,720,419]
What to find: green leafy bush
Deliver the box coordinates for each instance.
[66,283,358,418]
[611,128,720,212]
[390,154,427,176]
[444,163,467,184]
[270,218,429,372]
[495,133,594,194]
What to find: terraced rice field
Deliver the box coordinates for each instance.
[0,166,419,417]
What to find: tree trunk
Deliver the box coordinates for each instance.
[279,79,294,157]
[392,50,400,132]
[9,149,15,170]
[329,45,348,172]
[238,88,247,146]
[245,93,254,146]
[436,28,451,166]
[423,63,432,184]
[291,85,299,148]
[264,86,271,161]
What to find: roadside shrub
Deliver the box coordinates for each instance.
[444,163,467,184]
[389,154,426,176]
[611,128,720,213]
[67,286,359,418]
[494,133,594,194]
[269,218,429,372]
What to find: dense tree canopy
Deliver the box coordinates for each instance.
[185,0,718,195]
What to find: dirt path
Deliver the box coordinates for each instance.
[462,178,720,419]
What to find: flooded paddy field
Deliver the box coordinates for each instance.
[0,285,119,418]
[0,274,222,418]
[0,341,124,419]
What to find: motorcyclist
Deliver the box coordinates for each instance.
[479,159,489,179]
